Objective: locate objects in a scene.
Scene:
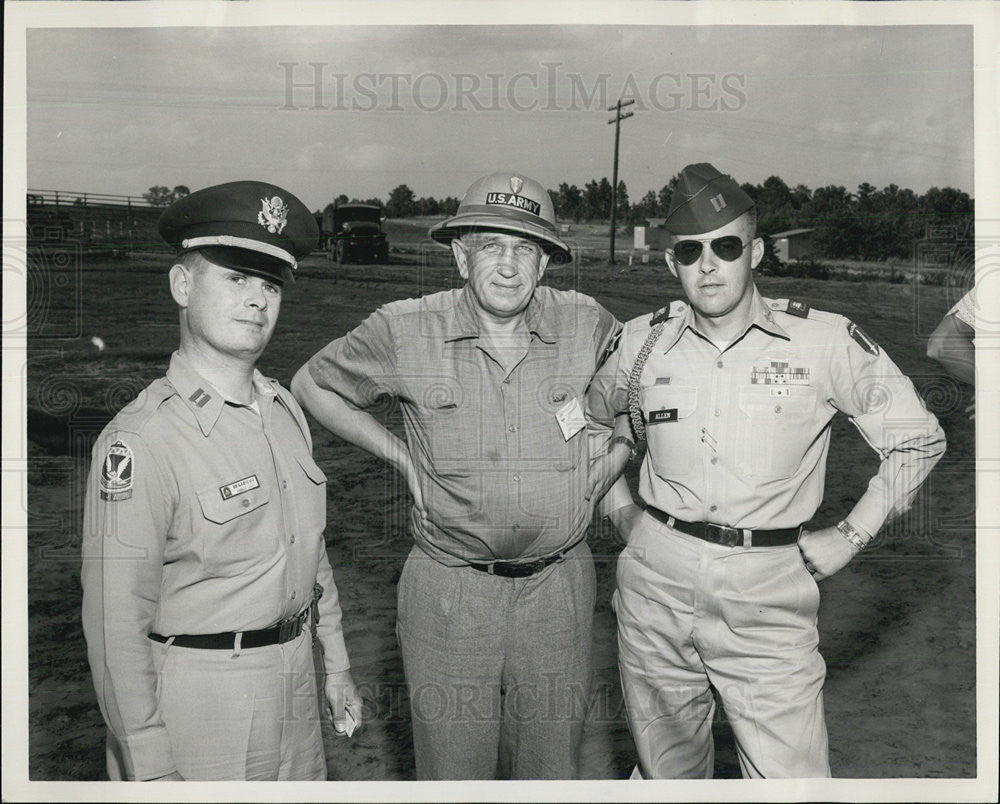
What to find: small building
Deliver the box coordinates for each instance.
[770,228,815,262]
[634,217,670,252]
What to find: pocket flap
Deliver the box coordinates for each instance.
[296,453,328,484]
[640,384,698,419]
[197,485,271,524]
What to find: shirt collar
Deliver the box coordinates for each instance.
[166,351,278,436]
[664,286,790,351]
[443,285,556,344]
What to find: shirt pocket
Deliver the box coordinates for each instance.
[520,381,585,473]
[197,483,274,576]
[295,453,328,538]
[736,386,818,479]
[641,384,699,478]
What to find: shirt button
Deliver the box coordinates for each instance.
[714,409,721,417]
[291,591,297,600]
[513,473,521,482]
[709,504,718,513]
[711,456,718,465]
[503,377,511,384]
[508,424,518,432]
[512,524,520,532]
[775,405,782,413]
[716,360,724,368]
[282,480,288,489]
[290,534,296,544]
[242,498,251,508]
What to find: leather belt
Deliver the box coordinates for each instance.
[469,542,580,578]
[646,506,801,548]
[149,608,308,650]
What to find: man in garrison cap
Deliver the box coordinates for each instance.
[292,172,628,779]
[81,181,362,781]
[585,163,945,778]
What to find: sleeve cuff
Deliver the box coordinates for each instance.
[119,726,178,781]
[598,476,634,519]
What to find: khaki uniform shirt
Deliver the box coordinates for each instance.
[307,286,621,565]
[587,289,946,536]
[81,351,350,781]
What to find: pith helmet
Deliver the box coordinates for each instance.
[158,180,318,283]
[429,172,571,262]
[664,163,754,236]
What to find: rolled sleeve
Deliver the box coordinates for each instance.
[828,324,947,536]
[81,430,178,780]
[307,307,399,408]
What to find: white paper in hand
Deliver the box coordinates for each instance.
[555,396,587,441]
[333,700,361,737]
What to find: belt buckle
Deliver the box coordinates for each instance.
[705,523,741,547]
[277,615,301,643]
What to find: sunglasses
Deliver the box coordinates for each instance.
[670,236,751,266]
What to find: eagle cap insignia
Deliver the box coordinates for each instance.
[509,176,523,194]
[258,195,289,235]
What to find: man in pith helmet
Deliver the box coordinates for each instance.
[292,171,626,779]
[587,163,945,778]
[82,181,362,781]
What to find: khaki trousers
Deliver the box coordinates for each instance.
[107,629,326,781]
[615,512,830,779]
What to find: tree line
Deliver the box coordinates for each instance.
[147,174,973,263]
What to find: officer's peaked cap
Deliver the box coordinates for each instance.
[158,180,318,283]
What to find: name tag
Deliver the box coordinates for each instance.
[648,408,678,424]
[555,397,587,440]
[220,475,260,500]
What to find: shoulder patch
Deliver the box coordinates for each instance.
[100,439,134,501]
[786,299,811,318]
[846,320,880,355]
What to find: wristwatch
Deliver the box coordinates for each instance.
[836,519,870,553]
[609,435,637,461]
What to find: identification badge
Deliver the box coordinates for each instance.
[220,475,260,500]
[555,397,587,440]
[648,408,678,425]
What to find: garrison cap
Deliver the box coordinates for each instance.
[158,180,318,283]
[664,163,754,236]
[429,172,571,262]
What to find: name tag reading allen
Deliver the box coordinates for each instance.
[220,474,260,500]
[648,408,678,425]
[555,397,587,441]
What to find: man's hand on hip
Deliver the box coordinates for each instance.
[325,669,364,737]
[608,503,644,545]
[798,526,857,581]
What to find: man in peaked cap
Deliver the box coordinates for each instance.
[586,163,945,778]
[82,181,362,781]
[291,171,627,779]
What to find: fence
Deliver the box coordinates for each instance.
[26,190,167,254]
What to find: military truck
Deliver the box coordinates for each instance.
[321,203,389,264]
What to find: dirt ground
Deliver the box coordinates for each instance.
[25,247,976,781]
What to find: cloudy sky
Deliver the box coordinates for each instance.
[23,16,976,211]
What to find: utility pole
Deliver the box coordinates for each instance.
[607,98,635,264]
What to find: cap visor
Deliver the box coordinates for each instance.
[193,246,294,283]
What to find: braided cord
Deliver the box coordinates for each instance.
[627,323,665,441]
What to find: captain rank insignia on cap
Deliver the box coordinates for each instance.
[664,163,755,236]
